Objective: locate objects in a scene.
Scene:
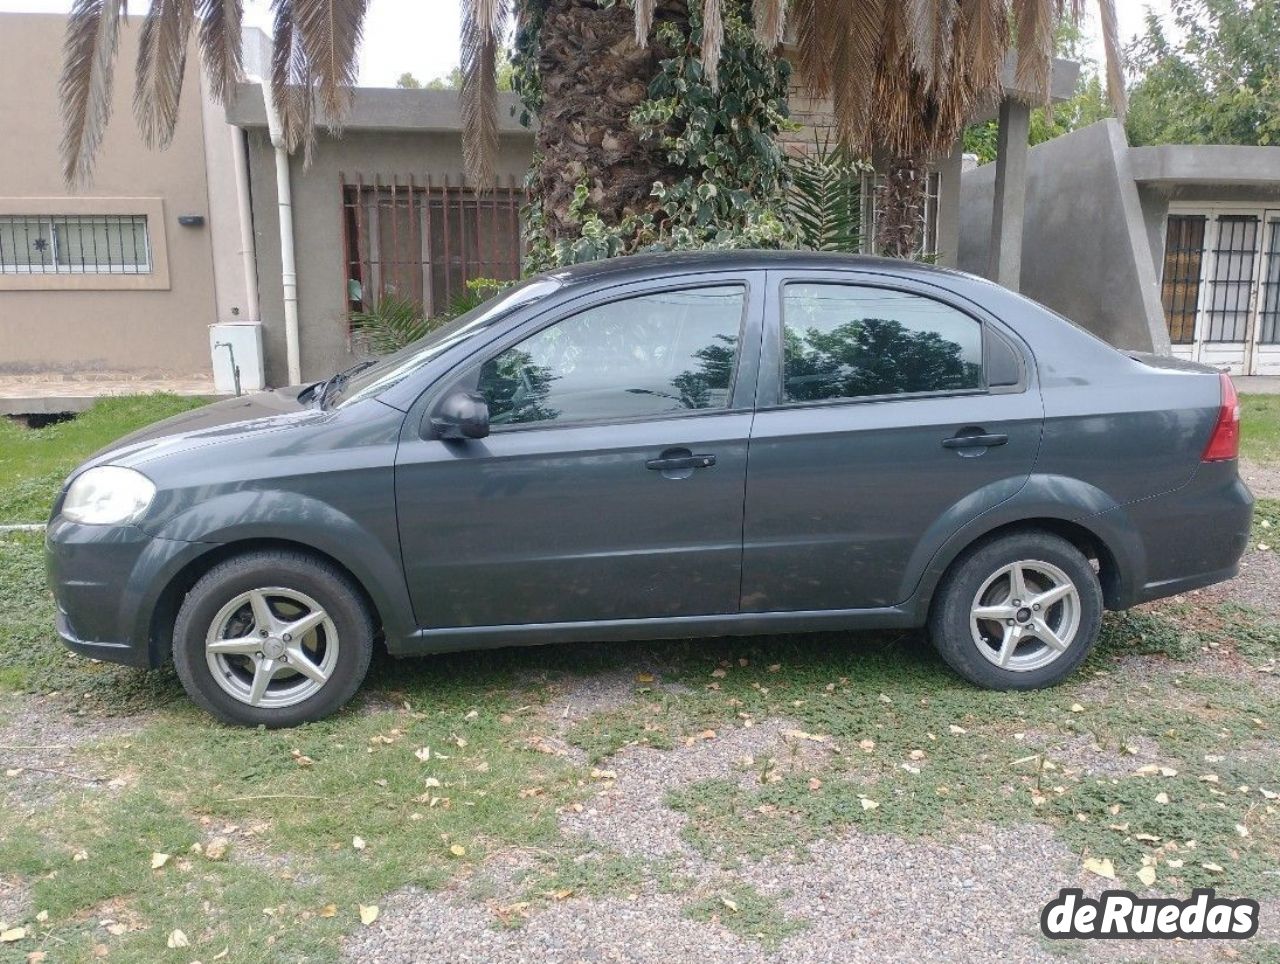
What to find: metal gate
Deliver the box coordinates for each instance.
[1160,203,1280,375]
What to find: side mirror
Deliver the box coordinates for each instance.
[429,391,490,440]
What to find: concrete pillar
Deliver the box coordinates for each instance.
[987,97,1031,290]
[936,138,964,268]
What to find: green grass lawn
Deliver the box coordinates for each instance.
[0,395,1278,961]
[0,394,206,525]
[1242,393,1280,465]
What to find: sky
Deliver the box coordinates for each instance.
[0,0,1174,89]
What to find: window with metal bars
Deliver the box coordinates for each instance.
[341,175,524,317]
[1260,218,1280,345]
[0,215,150,274]
[1203,215,1259,343]
[859,172,942,260]
[1160,214,1206,345]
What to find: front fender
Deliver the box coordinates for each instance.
[902,473,1146,619]
[148,489,416,644]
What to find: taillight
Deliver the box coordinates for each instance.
[1202,372,1241,462]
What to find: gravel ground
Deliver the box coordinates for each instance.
[0,691,148,809]
[1240,458,1280,500]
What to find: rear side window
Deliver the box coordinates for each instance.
[478,285,745,427]
[781,283,984,402]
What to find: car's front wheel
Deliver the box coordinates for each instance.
[172,550,374,726]
[928,530,1103,690]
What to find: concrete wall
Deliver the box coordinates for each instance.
[242,118,535,383]
[959,119,1168,353]
[0,13,219,376]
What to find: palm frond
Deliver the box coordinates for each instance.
[196,0,243,104]
[634,0,655,47]
[958,0,1007,96]
[134,0,195,150]
[293,0,365,120]
[790,0,831,96]
[787,137,871,252]
[1012,0,1054,104]
[906,0,939,90]
[828,0,887,151]
[1095,0,1127,118]
[699,0,724,90]
[59,0,125,186]
[461,0,507,185]
[271,0,316,160]
[752,0,785,49]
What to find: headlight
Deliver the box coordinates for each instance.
[62,466,156,525]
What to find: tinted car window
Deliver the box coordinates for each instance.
[782,283,984,402]
[477,286,745,426]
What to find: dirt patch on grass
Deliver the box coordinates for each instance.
[561,718,835,859]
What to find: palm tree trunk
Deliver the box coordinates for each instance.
[527,0,686,245]
[873,153,927,259]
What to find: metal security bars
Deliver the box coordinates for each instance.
[341,174,524,316]
[1202,215,1259,343]
[861,171,942,260]
[1160,214,1207,345]
[1261,217,1280,345]
[0,215,151,274]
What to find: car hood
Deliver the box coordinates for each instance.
[82,387,316,471]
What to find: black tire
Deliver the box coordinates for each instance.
[928,530,1103,691]
[172,549,375,727]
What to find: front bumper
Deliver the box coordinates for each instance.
[45,518,210,669]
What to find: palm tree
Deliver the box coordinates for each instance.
[59,0,1125,257]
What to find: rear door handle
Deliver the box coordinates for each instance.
[646,454,717,471]
[942,433,1008,449]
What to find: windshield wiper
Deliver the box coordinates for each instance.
[317,359,378,409]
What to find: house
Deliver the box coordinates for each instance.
[960,119,1280,376]
[0,12,262,411]
[0,10,1085,398]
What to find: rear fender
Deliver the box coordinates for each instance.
[902,473,1145,619]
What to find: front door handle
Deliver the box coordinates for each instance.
[646,453,717,471]
[942,433,1008,449]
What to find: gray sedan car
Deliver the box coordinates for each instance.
[46,252,1253,726]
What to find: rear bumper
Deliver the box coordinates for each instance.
[45,518,210,669]
[1113,462,1254,608]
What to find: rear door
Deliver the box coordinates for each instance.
[741,270,1043,613]
[395,273,765,629]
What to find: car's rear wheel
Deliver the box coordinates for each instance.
[928,531,1102,690]
[173,550,374,727]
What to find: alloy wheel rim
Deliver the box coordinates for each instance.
[969,560,1081,673]
[204,587,339,708]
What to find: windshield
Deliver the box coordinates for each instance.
[331,277,564,407]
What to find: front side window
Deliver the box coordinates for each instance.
[477,286,745,426]
[782,283,983,402]
[0,215,150,274]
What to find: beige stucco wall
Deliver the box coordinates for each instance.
[245,124,535,384]
[0,13,218,376]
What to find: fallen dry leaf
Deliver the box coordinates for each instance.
[449,844,466,857]
[205,837,229,861]
[948,725,967,735]
[352,836,367,851]
[359,904,379,926]
[1201,862,1225,873]
[0,927,26,943]
[319,904,337,918]
[1083,857,1116,880]
[635,672,655,684]
[1137,865,1157,887]
[414,747,431,763]
[166,929,189,948]
[808,777,823,791]
[1155,792,1170,804]
[721,897,738,913]
[150,852,170,870]
[859,796,879,811]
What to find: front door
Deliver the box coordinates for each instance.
[741,273,1043,613]
[395,276,764,629]
[1160,206,1280,376]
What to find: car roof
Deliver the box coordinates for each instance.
[539,250,975,288]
